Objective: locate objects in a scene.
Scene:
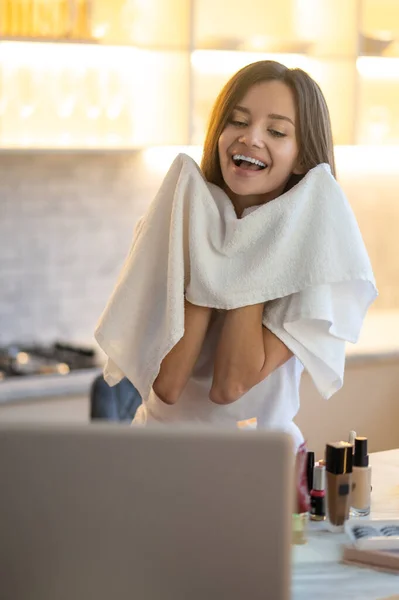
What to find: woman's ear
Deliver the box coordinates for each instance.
[293,159,306,175]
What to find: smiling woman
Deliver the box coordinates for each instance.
[95,60,376,454]
[202,60,336,189]
[217,80,302,216]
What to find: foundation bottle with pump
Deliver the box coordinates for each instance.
[351,436,371,516]
[325,441,353,532]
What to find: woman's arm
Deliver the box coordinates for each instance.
[153,299,213,405]
[210,303,293,405]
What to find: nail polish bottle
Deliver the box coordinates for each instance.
[351,436,371,517]
[325,442,353,532]
[306,451,315,493]
[310,464,326,521]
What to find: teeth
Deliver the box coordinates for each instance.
[232,154,266,168]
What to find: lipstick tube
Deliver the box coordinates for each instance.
[325,442,353,532]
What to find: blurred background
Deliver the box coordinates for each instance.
[0,0,398,454]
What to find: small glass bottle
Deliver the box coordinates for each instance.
[351,437,371,517]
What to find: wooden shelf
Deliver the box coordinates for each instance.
[0,35,98,44]
[92,0,190,48]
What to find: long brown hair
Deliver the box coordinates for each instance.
[201,60,336,189]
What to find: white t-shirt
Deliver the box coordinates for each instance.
[127,200,375,451]
[133,310,305,450]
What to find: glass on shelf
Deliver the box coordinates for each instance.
[193,0,303,53]
[361,0,399,57]
[305,58,356,145]
[0,41,190,148]
[193,0,357,57]
[0,61,18,145]
[0,43,44,146]
[0,0,95,41]
[294,0,357,57]
[92,0,189,48]
[51,46,135,148]
[357,57,399,144]
[79,67,103,145]
[46,67,76,146]
[101,69,132,146]
[72,0,93,40]
[130,49,190,146]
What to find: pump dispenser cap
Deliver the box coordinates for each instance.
[354,437,369,467]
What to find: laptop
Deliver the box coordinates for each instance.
[0,423,293,600]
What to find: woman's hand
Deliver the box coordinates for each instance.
[153,299,213,405]
[210,303,293,405]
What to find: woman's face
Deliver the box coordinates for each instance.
[218,80,302,212]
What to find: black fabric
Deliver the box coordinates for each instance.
[90,375,142,422]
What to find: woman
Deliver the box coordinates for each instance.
[95,61,376,449]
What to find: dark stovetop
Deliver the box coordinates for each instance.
[0,342,98,380]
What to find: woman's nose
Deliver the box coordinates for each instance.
[238,125,265,148]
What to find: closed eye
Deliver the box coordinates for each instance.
[228,119,247,128]
[268,129,286,138]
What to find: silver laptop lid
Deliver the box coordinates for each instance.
[0,423,293,600]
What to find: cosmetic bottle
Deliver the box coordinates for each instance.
[351,436,371,517]
[310,464,326,521]
[325,442,353,532]
[306,451,315,493]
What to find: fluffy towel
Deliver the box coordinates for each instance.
[95,153,377,401]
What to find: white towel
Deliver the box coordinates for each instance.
[95,153,377,401]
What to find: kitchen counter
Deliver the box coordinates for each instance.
[293,449,399,599]
[0,347,395,406]
[0,368,101,405]
[345,310,399,364]
[1,311,398,406]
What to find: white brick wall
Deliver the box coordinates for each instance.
[0,151,165,347]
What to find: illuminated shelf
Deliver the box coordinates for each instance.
[91,0,190,48]
[0,0,398,148]
[360,0,399,57]
[0,41,190,149]
[0,36,98,44]
[193,0,358,58]
[357,58,399,144]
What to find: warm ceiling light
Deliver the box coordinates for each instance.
[357,57,399,80]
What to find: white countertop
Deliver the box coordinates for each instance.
[346,310,399,358]
[292,449,399,599]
